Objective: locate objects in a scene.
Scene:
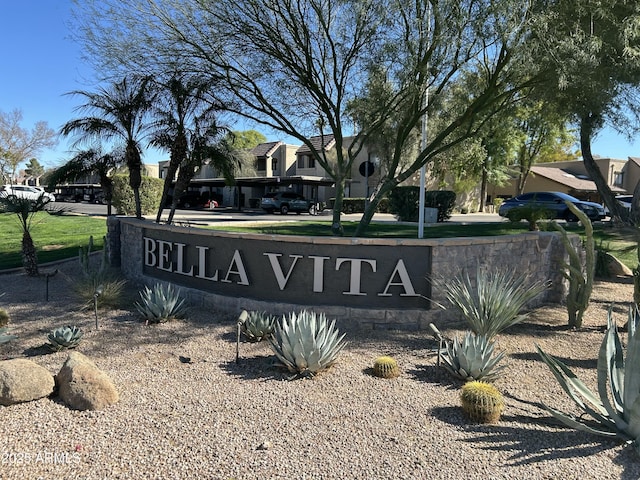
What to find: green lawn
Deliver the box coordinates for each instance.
[0,212,107,270]
[206,220,639,270]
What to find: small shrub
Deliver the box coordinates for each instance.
[460,381,504,424]
[111,174,163,216]
[47,325,83,351]
[270,310,347,378]
[506,205,553,231]
[389,187,456,222]
[135,283,188,324]
[74,236,126,309]
[373,356,400,378]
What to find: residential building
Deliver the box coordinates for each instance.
[488,156,640,204]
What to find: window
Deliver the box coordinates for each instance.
[257,158,266,171]
[297,155,305,168]
[272,158,278,172]
[308,155,315,168]
[614,171,624,186]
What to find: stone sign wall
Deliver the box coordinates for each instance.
[108,217,572,329]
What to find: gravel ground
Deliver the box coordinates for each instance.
[1,260,639,480]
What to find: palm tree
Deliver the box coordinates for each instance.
[61,77,154,219]
[47,147,123,216]
[0,196,50,276]
[164,121,242,225]
[149,74,239,224]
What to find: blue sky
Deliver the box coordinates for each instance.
[1,1,640,172]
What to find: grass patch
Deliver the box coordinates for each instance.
[0,212,107,270]
[206,220,639,270]
[205,221,533,238]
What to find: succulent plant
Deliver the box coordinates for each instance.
[537,305,640,453]
[240,310,277,342]
[373,356,400,378]
[135,283,188,324]
[270,310,347,378]
[47,325,83,351]
[440,331,505,382]
[437,268,548,340]
[0,308,9,327]
[0,327,17,345]
[460,380,504,424]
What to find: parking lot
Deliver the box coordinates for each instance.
[51,201,505,225]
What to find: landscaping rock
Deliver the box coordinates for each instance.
[56,351,119,411]
[606,253,633,277]
[0,359,55,406]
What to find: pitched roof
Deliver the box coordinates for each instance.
[296,134,336,154]
[530,165,626,193]
[250,141,283,157]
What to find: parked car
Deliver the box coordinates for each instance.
[261,191,312,214]
[615,195,632,211]
[167,192,219,209]
[498,191,605,222]
[0,184,55,203]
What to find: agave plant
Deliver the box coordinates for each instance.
[270,310,347,377]
[47,325,83,351]
[438,268,549,340]
[440,331,506,382]
[135,283,188,324]
[0,327,17,345]
[537,305,640,453]
[241,310,277,342]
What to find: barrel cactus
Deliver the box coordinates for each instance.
[0,308,9,327]
[47,325,83,351]
[270,310,347,378]
[440,331,505,382]
[373,356,400,378]
[241,310,277,342]
[460,381,504,424]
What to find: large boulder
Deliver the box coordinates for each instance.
[56,352,118,411]
[0,359,55,406]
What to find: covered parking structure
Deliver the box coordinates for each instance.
[178,175,337,209]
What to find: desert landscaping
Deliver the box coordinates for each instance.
[1,258,639,479]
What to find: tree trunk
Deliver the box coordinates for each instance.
[479,164,488,213]
[579,113,627,223]
[157,134,187,223]
[22,230,39,276]
[331,179,345,236]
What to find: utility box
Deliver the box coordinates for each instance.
[424,207,438,223]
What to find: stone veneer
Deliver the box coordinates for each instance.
[107,217,576,330]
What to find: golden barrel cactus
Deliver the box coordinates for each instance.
[373,356,400,379]
[460,381,504,424]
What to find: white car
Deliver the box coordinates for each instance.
[0,184,55,203]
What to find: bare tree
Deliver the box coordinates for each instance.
[72,0,542,235]
[0,109,57,183]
